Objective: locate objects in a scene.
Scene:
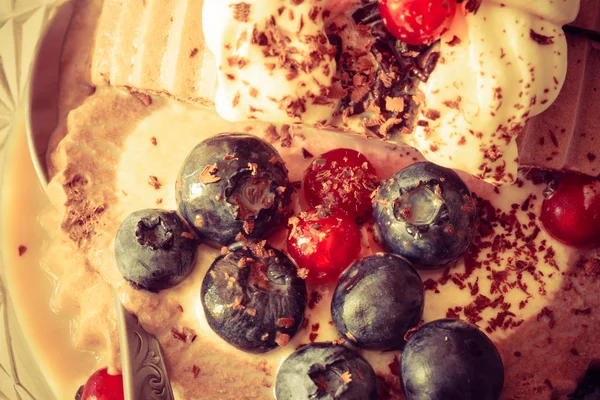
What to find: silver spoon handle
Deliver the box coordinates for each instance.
[114,293,175,400]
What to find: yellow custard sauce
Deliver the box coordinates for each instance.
[0,120,96,399]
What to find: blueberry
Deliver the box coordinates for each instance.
[569,360,600,399]
[275,342,378,400]
[114,209,197,292]
[176,133,291,245]
[373,162,478,268]
[401,318,504,400]
[201,243,306,353]
[331,254,424,350]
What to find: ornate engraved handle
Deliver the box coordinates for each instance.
[114,293,175,400]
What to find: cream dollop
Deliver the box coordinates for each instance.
[204,0,579,185]
[404,0,579,184]
[202,0,339,125]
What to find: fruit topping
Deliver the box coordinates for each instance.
[201,243,307,353]
[373,162,478,268]
[540,174,600,248]
[275,342,378,400]
[378,0,457,46]
[335,2,441,138]
[331,254,424,350]
[115,209,197,292]
[401,319,504,400]
[303,148,379,220]
[176,133,291,245]
[569,360,600,399]
[79,368,124,400]
[287,207,361,282]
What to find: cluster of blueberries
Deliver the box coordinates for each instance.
[114,133,503,400]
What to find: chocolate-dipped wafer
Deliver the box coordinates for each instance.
[517,33,600,177]
[570,0,600,32]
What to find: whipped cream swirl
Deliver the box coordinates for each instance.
[204,0,580,185]
[410,0,580,184]
[203,0,339,125]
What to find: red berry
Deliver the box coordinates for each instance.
[287,208,361,282]
[303,149,379,220]
[378,0,457,46]
[81,368,124,400]
[540,175,600,249]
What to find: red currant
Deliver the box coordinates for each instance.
[378,0,457,46]
[81,368,124,400]
[287,208,361,282]
[540,175,600,249]
[303,148,379,220]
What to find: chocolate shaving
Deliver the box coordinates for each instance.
[243,219,255,234]
[148,176,161,190]
[587,152,597,162]
[277,317,295,328]
[232,92,241,108]
[192,365,201,378]
[227,296,245,310]
[530,29,554,45]
[128,89,152,106]
[181,232,195,240]
[171,327,197,343]
[446,35,462,47]
[275,332,290,347]
[230,2,251,22]
[308,290,322,309]
[385,96,405,113]
[18,245,27,256]
[297,267,309,279]
[423,109,441,120]
[280,125,292,147]
[263,124,279,143]
[302,148,314,159]
[340,371,352,383]
[570,348,579,356]
[200,164,221,184]
[464,0,482,13]
[537,307,555,329]
[404,326,419,341]
[578,255,600,276]
[572,308,592,315]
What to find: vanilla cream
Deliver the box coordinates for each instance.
[43,91,578,398]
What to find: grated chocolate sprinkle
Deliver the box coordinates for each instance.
[148,176,161,190]
[230,2,251,22]
[334,3,441,139]
[530,29,554,45]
